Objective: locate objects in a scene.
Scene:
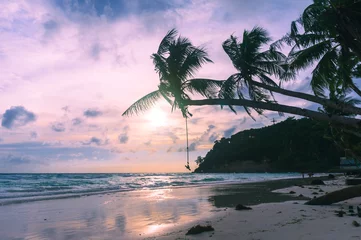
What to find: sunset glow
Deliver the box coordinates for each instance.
[146,108,168,128]
[0,0,312,173]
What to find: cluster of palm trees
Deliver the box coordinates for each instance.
[123,0,361,161]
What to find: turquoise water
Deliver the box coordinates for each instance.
[0,173,301,204]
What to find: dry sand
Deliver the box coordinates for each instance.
[150,176,361,240]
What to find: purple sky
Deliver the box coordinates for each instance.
[0,0,313,173]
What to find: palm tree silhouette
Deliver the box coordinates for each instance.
[122,29,222,170]
[218,27,287,119]
[272,0,361,97]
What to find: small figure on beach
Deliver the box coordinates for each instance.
[308,173,314,178]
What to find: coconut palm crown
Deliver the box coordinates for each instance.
[219,27,287,119]
[122,29,222,118]
[272,0,361,97]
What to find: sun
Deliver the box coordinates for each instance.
[146,108,167,127]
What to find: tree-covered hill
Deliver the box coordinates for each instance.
[194,118,344,173]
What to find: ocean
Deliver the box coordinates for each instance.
[0,172,302,205]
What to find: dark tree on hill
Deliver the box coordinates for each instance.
[194,118,342,173]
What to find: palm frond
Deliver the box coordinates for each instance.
[243,106,256,121]
[247,26,272,47]
[270,33,295,51]
[258,74,279,87]
[302,3,325,32]
[248,83,269,102]
[218,74,239,99]
[157,28,178,55]
[293,33,327,48]
[311,48,338,96]
[288,40,331,71]
[218,74,241,114]
[278,63,298,81]
[159,89,173,106]
[151,53,169,81]
[182,78,223,98]
[290,20,300,37]
[254,61,285,78]
[222,35,242,69]
[122,90,162,117]
[178,47,213,81]
[352,64,361,78]
[256,49,286,62]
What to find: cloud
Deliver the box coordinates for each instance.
[1,106,36,129]
[84,109,102,118]
[144,140,152,146]
[51,122,66,132]
[43,20,58,31]
[199,124,216,141]
[166,131,179,143]
[110,147,123,154]
[119,134,129,144]
[240,117,247,125]
[224,126,237,138]
[189,142,197,151]
[208,133,219,143]
[72,118,83,126]
[30,131,38,139]
[1,154,32,165]
[62,106,70,113]
[83,137,109,146]
[54,0,181,20]
[190,117,203,124]
[177,124,217,152]
[90,43,102,60]
[118,125,129,144]
[177,142,198,152]
[0,142,117,171]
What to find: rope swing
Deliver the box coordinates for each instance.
[185,117,191,171]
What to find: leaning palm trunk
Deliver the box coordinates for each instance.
[305,185,361,205]
[183,99,361,129]
[249,80,361,115]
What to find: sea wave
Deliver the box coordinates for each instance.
[0,172,303,205]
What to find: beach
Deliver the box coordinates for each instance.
[0,175,359,239]
[154,176,361,240]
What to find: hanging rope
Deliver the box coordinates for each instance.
[185,116,191,171]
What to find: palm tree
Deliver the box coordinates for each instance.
[272,0,361,97]
[218,27,287,119]
[215,26,361,119]
[123,27,361,132]
[122,29,221,118]
[318,78,361,116]
[123,28,361,131]
[122,29,222,169]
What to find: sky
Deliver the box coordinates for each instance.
[0,0,314,173]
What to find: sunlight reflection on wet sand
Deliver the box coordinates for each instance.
[0,186,215,239]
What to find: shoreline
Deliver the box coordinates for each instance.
[151,175,361,240]
[0,173,326,206]
[0,175,346,240]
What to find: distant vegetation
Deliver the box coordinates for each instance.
[194,118,344,173]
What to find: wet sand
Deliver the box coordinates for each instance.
[154,175,361,240]
[0,176,329,239]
